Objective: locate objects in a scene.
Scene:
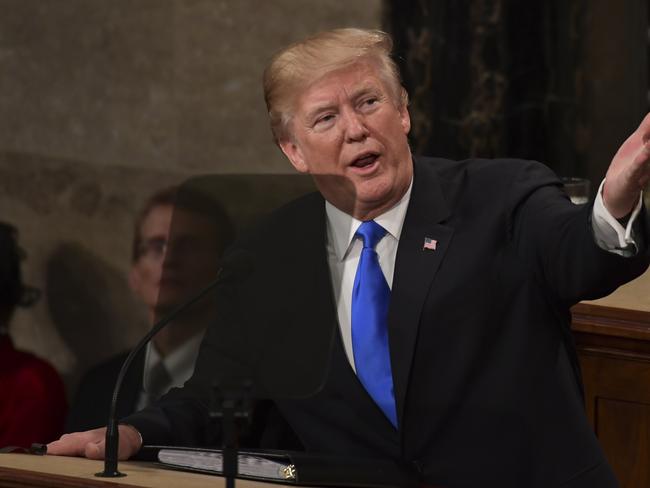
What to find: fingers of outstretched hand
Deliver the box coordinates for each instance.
[629,139,650,186]
[608,115,650,187]
[633,138,650,161]
[603,115,650,218]
[613,114,650,164]
[633,115,650,164]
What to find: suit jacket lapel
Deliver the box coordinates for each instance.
[389,158,455,430]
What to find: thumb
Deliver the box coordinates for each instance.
[632,139,650,166]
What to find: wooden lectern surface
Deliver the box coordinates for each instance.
[0,453,298,488]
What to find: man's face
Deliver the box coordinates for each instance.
[279,62,412,220]
[129,204,221,314]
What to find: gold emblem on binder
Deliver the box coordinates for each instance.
[281,464,297,480]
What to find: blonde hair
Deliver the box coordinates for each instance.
[263,28,408,143]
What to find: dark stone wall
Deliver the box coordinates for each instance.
[0,0,382,173]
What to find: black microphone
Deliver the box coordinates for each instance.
[96,250,252,477]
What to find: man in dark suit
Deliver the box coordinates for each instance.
[49,28,650,487]
[65,187,234,433]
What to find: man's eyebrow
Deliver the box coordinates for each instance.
[350,85,381,100]
[304,85,383,120]
[305,102,338,122]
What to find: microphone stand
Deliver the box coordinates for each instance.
[96,269,225,478]
[209,380,253,488]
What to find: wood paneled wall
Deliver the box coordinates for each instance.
[572,303,650,487]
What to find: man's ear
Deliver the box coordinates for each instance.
[279,139,309,173]
[399,104,411,135]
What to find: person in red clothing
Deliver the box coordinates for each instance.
[0,222,67,448]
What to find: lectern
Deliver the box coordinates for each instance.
[0,453,298,488]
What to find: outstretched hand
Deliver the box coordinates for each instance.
[603,113,650,219]
[46,425,142,460]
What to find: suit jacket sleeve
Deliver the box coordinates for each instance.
[508,161,650,306]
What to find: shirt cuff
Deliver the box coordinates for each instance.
[591,178,643,256]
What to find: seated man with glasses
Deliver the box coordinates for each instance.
[66,187,234,435]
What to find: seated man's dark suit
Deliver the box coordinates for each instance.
[66,350,144,432]
[124,157,650,488]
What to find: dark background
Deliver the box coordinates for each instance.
[386,0,649,188]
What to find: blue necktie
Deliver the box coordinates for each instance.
[351,220,397,427]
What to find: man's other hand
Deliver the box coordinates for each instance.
[603,113,650,219]
[46,425,142,460]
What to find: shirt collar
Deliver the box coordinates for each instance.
[145,330,205,386]
[326,176,413,261]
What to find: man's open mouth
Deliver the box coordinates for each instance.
[350,153,379,168]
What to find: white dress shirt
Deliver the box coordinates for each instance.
[325,177,642,371]
[135,331,205,411]
[326,181,412,371]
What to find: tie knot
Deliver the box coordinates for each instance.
[356,220,387,249]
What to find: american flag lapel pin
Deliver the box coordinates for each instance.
[423,237,437,251]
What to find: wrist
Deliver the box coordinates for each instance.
[602,184,636,220]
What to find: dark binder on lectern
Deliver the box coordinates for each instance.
[140,445,420,487]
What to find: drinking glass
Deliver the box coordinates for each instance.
[561,177,591,205]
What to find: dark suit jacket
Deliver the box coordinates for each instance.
[66,350,144,433]
[125,157,650,487]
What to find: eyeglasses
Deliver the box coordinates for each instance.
[137,237,167,259]
[136,236,215,261]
